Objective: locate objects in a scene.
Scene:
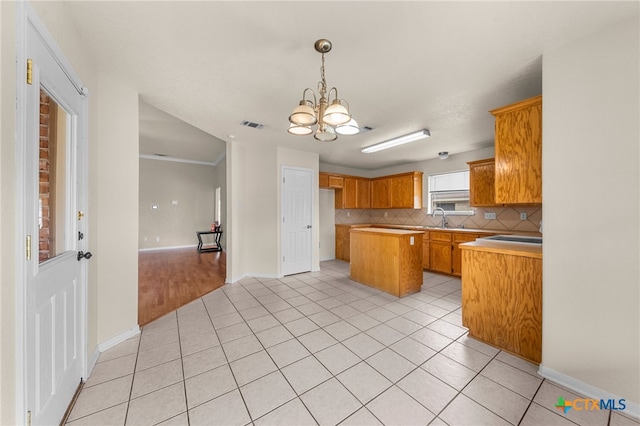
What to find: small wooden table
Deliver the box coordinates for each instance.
[349,227,424,297]
[196,230,223,252]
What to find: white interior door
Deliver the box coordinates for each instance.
[23,11,88,425]
[282,167,313,276]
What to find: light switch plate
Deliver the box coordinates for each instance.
[410,236,414,245]
[484,212,496,220]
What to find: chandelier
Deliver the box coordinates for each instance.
[288,39,358,141]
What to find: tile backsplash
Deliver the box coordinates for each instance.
[335,206,542,233]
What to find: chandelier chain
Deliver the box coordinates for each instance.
[319,52,327,97]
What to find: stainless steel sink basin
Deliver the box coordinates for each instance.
[481,235,542,244]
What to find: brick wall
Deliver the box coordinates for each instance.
[39,89,52,262]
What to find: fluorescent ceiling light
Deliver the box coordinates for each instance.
[361,129,430,153]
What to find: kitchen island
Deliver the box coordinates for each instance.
[349,227,424,297]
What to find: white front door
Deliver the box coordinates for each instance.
[23,9,88,425]
[281,167,313,276]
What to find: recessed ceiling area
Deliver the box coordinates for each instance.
[64,1,638,170]
[139,101,226,165]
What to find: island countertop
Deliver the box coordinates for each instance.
[460,239,542,259]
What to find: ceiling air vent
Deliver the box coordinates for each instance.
[241,120,264,129]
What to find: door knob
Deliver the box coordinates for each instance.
[306,225,312,229]
[77,251,93,261]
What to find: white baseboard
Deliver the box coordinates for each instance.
[86,347,100,379]
[538,365,639,419]
[138,244,196,252]
[97,326,141,353]
[84,326,140,380]
[226,272,279,284]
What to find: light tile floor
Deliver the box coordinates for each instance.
[67,260,639,426]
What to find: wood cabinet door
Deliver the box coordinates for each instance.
[493,96,542,204]
[356,179,371,208]
[335,226,350,261]
[343,178,357,209]
[319,172,329,188]
[391,174,414,208]
[328,175,344,188]
[452,233,478,276]
[430,240,452,274]
[371,178,392,208]
[469,159,497,206]
[422,239,430,269]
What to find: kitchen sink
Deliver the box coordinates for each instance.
[481,235,542,244]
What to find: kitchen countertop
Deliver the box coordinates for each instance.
[349,227,425,236]
[336,223,541,237]
[459,239,542,259]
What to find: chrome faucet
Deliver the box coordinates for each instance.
[432,207,448,228]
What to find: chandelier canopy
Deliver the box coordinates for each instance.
[288,39,358,141]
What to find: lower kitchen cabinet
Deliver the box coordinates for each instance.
[461,244,542,363]
[452,233,479,276]
[429,231,452,274]
[424,230,494,276]
[422,233,430,269]
[335,225,351,261]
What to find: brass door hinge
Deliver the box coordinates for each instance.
[26,235,31,260]
[26,59,33,85]
[27,410,31,426]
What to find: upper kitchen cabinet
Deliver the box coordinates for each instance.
[341,177,371,209]
[468,158,498,207]
[490,95,542,204]
[372,172,423,209]
[371,178,392,208]
[319,172,344,189]
[391,172,423,208]
[321,171,422,209]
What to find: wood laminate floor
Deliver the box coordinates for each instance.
[138,248,226,326]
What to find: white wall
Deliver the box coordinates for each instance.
[227,141,278,280]
[542,16,639,412]
[139,158,220,250]
[93,74,139,344]
[319,189,336,260]
[0,2,17,423]
[227,143,320,281]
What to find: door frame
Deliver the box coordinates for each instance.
[280,166,314,276]
[15,2,89,422]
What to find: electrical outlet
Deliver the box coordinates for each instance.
[346,211,350,218]
[384,212,388,218]
[410,236,414,245]
[484,212,496,220]
[520,212,527,220]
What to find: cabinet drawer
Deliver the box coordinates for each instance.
[430,232,452,242]
[454,233,478,243]
[328,175,344,188]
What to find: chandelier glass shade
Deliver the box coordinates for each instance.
[288,39,357,141]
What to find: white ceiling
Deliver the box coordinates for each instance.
[63,1,638,170]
